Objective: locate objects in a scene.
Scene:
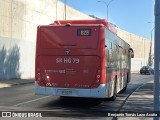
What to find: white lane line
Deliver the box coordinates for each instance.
[13,96,50,107]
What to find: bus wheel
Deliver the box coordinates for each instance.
[122,83,127,91]
[109,78,117,101]
[122,74,128,91]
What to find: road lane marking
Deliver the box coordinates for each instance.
[13,96,50,107]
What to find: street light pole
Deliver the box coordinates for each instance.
[148,27,154,66]
[107,0,115,21]
[151,27,154,42]
[64,0,66,20]
[98,1,108,20]
[98,0,115,21]
[154,0,160,120]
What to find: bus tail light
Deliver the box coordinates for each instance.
[36,68,41,81]
[96,68,101,80]
[37,73,41,77]
[92,68,101,88]
[97,75,100,79]
[36,73,41,81]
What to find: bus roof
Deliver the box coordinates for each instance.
[51,19,117,34]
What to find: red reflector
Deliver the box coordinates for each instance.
[37,73,40,76]
[97,75,100,78]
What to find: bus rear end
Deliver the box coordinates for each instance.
[35,21,107,98]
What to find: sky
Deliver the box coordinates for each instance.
[60,0,155,40]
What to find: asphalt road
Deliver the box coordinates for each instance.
[0,73,153,119]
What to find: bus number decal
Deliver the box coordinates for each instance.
[81,30,89,36]
[73,58,79,63]
[56,58,79,64]
[77,29,91,36]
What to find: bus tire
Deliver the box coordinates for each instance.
[109,78,117,101]
[122,83,127,91]
[122,74,129,91]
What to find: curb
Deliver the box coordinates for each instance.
[11,81,34,85]
[0,80,34,88]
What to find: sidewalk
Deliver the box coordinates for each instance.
[118,80,154,120]
[0,79,34,88]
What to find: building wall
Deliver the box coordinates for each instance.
[116,28,154,72]
[0,0,153,80]
[0,0,93,80]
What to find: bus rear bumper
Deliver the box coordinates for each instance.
[35,82,113,98]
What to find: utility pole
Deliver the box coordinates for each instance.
[154,0,160,120]
[65,0,66,20]
[97,0,115,21]
[148,28,154,66]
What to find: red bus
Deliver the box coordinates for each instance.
[35,19,134,100]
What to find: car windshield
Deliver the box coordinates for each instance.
[142,66,149,69]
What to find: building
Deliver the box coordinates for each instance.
[117,28,154,72]
[0,0,93,80]
[0,0,153,80]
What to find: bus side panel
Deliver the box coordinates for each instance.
[98,26,107,85]
[98,26,114,98]
[105,28,131,97]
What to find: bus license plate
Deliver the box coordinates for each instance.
[61,90,72,95]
